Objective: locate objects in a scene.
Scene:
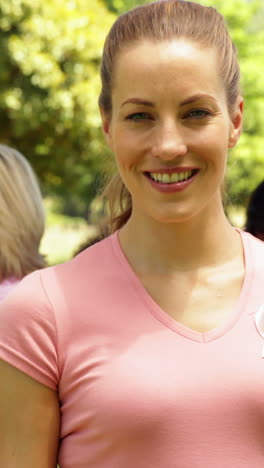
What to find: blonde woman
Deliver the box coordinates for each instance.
[0,144,45,301]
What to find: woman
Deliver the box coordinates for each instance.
[0,144,45,301]
[1,1,264,467]
[245,181,264,241]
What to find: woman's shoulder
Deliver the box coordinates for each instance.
[44,233,115,280]
[0,233,118,317]
[37,233,118,300]
[0,237,121,391]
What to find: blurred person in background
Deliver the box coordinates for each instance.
[245,180,264,241]
[0,144,45,301]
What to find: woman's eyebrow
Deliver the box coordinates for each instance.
[121,94,218,108]
[121,98,154,108]
[180,94,217,106]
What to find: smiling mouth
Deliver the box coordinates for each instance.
[145,169,199,184]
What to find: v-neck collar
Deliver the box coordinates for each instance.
[110,229,253,343]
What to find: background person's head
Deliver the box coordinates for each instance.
[99,0,242,232]
[245,181,264,241]
[0,144,45,280]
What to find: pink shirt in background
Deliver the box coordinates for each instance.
[0,231,264,467]
[0,277,19,302]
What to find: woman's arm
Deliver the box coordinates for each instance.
[0,359,60,468]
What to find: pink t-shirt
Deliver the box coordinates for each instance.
[0,230,264,467]
[0,277,19,302]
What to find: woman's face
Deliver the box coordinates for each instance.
[101,40,243,224]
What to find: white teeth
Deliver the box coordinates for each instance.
[179,172,184,181]
[162,174,170,183]
[149,170,193,184]
[171,173,180,183]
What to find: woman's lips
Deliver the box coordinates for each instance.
[144,168,199,193]
[145,167,199,174]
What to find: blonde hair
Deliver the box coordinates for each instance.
[99,0,241,233]
[0,145,45,279]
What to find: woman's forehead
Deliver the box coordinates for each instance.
[113,39,219,79]
[112,40,224,102]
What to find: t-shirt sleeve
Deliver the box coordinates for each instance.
[0,270,59,390]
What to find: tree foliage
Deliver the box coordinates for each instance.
[103,0,151,13]
[0,0,115,216]
[0,0,263,216]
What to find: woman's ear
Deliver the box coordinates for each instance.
[228,97,244,149]
[100,107,113,150]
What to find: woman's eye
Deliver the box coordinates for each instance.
[185,109,212,119]
[126,112,152,121]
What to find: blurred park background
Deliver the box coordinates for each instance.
[0,0,263,265]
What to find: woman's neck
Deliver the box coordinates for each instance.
[118,204,243,274]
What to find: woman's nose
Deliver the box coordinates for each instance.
[151,121,187,160]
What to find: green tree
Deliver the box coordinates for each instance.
[0,0,115,216]
[103,0,151,13]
